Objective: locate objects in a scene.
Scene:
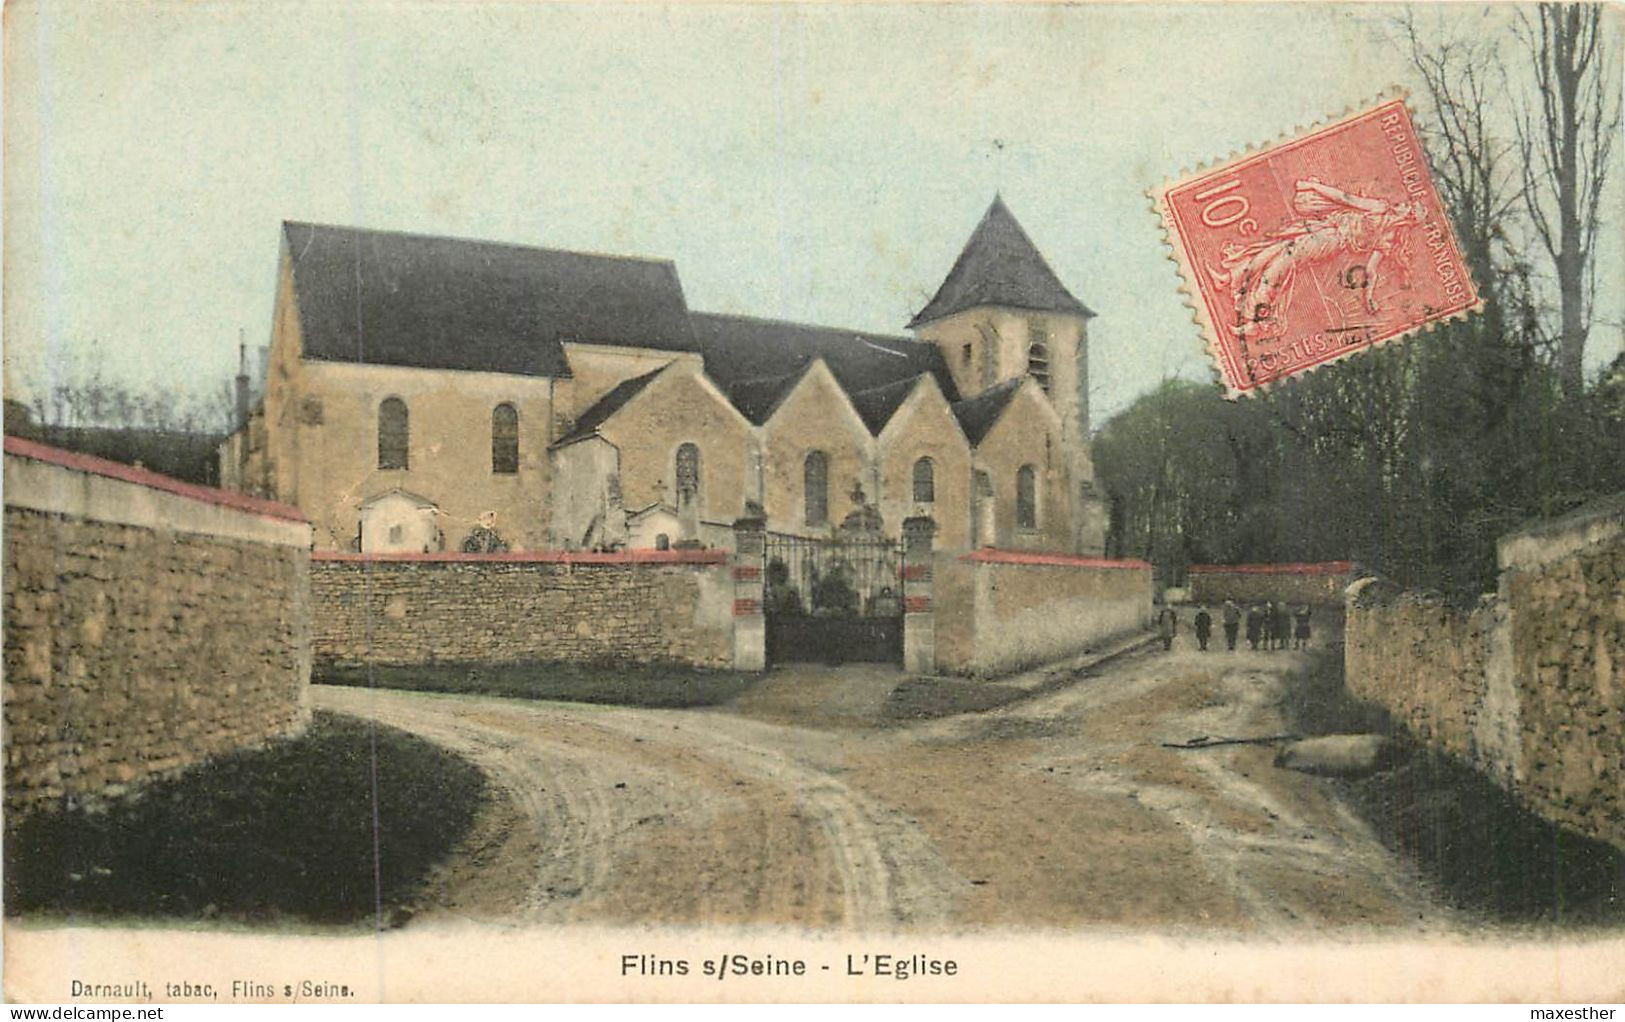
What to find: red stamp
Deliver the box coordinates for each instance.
[1157,98,1481,396]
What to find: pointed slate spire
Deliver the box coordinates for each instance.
[908,196,1094,328]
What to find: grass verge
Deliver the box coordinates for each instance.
[317,659,760,708]
[4,711,486,927]
[1281,647,1624,926]
[882,678,1026,720]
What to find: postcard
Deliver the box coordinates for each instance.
[4,0,1623,1005]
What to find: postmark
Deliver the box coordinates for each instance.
[1156,98,1482,396]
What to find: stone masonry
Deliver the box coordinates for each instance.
[3,440,313,815]
[1189,562,1354,606]
[1499,498,1624,848]
[310,550,734,669]
[1345,494,1624,851]
[1344,582,1494,767]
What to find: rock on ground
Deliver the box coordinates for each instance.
[1275,734,1396,777]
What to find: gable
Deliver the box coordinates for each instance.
[552,366,669,447]
[877,375,969,450]
[763,360,870,445]
[979,380,1063,453]
[583,362,753,448]
[360,487,438,511]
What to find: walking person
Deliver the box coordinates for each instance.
[1262,601,1277,650]
[1194,606,1212,651]
[1274,602,1291,650]
[1245,603,1263,650]
[1156,603,1179,651]
[1222,600,1241,651]
[1294,604,1313,650]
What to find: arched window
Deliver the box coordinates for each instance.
[378,397,409,470]
[1028,317,1051,393]
[804,450,829,526]
[912,457,935,503]
[492,403,519,474]
[1016,465,1038,530]
[675,443,701,506]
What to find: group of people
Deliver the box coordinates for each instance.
[1154,600,1312,652]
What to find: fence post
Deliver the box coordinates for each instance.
[731,513,767,671]
[901,515,937,674]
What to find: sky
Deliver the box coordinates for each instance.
[5,2,1622,427]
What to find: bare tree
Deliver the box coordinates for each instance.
[1516,3,1620,395]
[1396,9,1532,351]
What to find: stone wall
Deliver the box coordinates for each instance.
[933,549,1153,676]
[1189,562,1354,606]
[3,438,313,816]
[1343,583,1495,766]
[1345,494,1624,851]
[310,549,735,669]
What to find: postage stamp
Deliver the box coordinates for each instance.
[1157,98,1482,396]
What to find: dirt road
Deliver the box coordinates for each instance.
[315,643,1455,934]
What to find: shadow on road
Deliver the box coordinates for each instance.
[1280,646,1625,928]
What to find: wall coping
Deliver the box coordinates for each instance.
[5,439,312,549]
[312,548,727,565]
[1497,491,1625,573]
[959,548,1152,570]
[1189,561,1354,576]
[4,435,306,523]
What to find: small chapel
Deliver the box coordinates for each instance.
[219,197,1108,556]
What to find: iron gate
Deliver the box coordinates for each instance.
[762,531,904,665]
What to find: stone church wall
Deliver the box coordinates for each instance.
[932,548,1153,676]
[972,384,1073,552]
[760,364,873,538]
[594,362,754,533]
[275,357,560,553]
[309,549,735,669]
[3,439,313,816]
[1345,495,1625,851]
[875,384,974,553]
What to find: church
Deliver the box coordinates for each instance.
[219,197,1108,557]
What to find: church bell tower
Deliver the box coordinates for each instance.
[908,196,1104,554]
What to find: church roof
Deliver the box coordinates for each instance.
[847,374,931,436]
[691,313,960,421]
[283,221,697,378]
[551,365,669,447]
[722,364,816,426]
[273,218,1063,439]
[908,197,1094,328]
[950,376,1025,445]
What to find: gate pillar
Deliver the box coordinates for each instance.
[731,513,767,671]
[901,515,937,674]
